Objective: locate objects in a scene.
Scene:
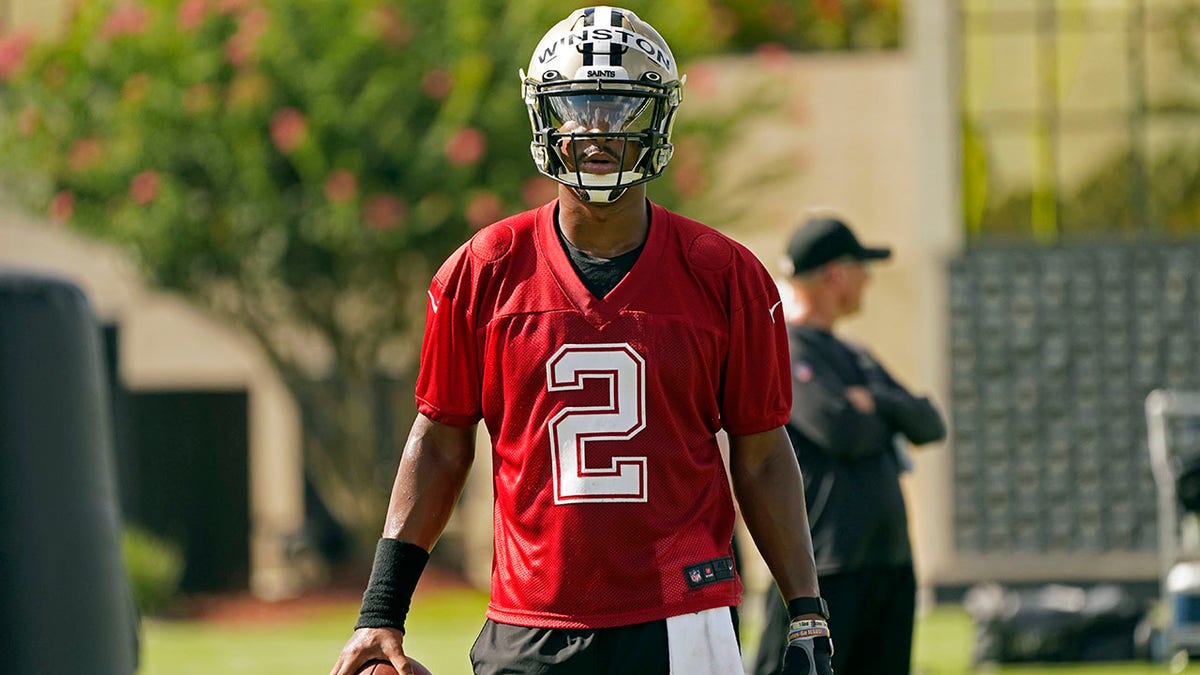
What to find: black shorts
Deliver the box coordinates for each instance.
[469,608,741,675]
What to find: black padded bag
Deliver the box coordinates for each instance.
[0,268,139,674]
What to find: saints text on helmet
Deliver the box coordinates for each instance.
[536,28,673,72]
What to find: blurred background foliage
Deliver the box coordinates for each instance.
[717,0,901,51]
[960,1,1200,242]
[0,0,900,555]
[123,526,184,616]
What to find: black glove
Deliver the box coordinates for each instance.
[781,618,834,675]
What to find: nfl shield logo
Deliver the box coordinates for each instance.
[794,362,813,382]
[690,570,702,583]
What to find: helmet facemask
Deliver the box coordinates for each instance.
[521,7,683,204]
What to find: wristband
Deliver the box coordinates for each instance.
[354,538,429,633]
[787,596,831,620]
[788,618,831,642]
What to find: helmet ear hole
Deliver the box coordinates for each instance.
[651,146,673,172]
[641,72,662,83]
[530,144,551,172]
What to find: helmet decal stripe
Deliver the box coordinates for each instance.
[592,7,613,67]
[608,9,625,68]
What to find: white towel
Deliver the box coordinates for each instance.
[666,607,744,674]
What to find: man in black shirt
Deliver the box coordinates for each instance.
[751,215,946,675]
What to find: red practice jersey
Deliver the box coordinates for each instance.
[415,201,791,629]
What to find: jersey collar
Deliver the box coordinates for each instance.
[535,199,668,328]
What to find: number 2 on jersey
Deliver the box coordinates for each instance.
[546,343,648,503]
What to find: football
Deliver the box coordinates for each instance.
[356,658,433,675]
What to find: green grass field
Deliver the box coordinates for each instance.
[138,588,1198,674]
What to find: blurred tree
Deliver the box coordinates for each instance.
[715,0,902,52]
[0,0,715,555]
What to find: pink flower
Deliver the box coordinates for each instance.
[68,138,103,172]
[466,191,504,230]
[445,127,486,167]
[364,194,406,231]
[324,170,358,203]
[101,3,151,40]
[224,38,249,66]
[0,31,32,81]
[50,191,74,222]
[177,0,208,32]
[521,175,557,207]
[225,7,269,66]
[371,6,412,48]
[130,170,161,205]
[239,5,269,31]
[421,69,453,100]
[269,108,308,153]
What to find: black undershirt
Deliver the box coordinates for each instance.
[555,221,645,299]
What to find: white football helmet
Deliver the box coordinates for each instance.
[520,6,684,203]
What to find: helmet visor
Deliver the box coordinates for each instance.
[547,93,654,134]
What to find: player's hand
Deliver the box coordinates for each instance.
[330,626,414,675]
[781,617,834,675]
[782,635,834,675]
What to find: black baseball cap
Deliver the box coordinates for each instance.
[785,216,892,275]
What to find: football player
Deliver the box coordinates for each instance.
[331,7,833,675]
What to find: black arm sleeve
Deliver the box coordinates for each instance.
[866,366,947,446]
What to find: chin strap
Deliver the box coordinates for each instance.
[572,186,627,203]
[565,168,647,203]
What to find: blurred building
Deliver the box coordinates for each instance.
[0,208,308,599]
[920,0,1200,595]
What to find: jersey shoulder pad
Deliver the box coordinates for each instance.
[469,217,520,263]
[661,208,736,272]
[687,230,735,271]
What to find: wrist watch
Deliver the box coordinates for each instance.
[787,596,831,620]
